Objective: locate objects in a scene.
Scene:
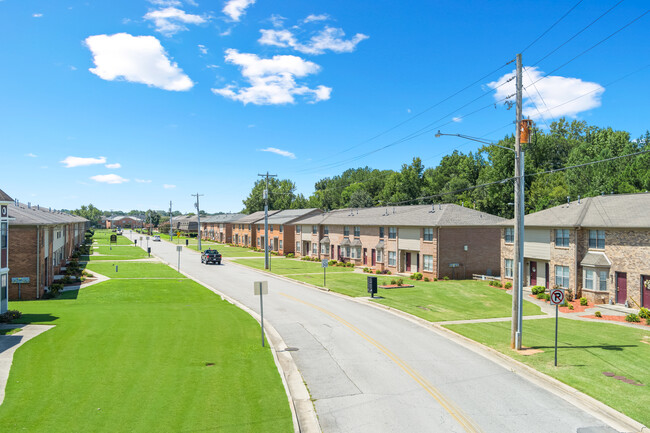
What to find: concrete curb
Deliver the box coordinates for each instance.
[154,250,321,433]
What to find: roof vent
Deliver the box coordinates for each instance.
[566,196,570,206]
[37,204,40,210]
[430,204,435,213]
[578,195,581,204]
[461,202,464,207]
[28,202,31,209]
[356,209,359,215]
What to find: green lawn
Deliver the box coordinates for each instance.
[445,319,650,427]
[233,259,542,321]
[91,230,134,245]
[85,262,185,279]
[81,245,150,261]
[0,268,292,432]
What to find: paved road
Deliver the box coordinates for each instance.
[143,235,623,433]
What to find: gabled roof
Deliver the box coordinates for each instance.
[293,204,505,227]
[202,213,245,224]
[110,215,143,222]
[8,203,87,226]
[511,193,650,229]
[237,210,280,224]
[0,188,13,203]
[253,208,322,225]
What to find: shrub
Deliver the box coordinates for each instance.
[580,297,588,306]
[424,277,430,282]
[0,310,22,323]
[434,278,438,281]
[385,270,391,275]
[639,307,650,319]
[328,260,337,266]
[443,276,450,281]
[594,311,602,318]
[390,279,397,285]
[543,293,550,301]
[531,286,545,295]
[565,289,574,302]
[560,300,569,307]
[536,293,546,299]
[396,278,404,286]
[568,304,574,310]
[504,282,512,289]
[375,270,381,275]
[346,262,354,268]
[363,267,370,273]
[301,256,309,261]
[286,253,295,258]
[625,314,641,323]
[61,275,73,284]
[647,318,650,326]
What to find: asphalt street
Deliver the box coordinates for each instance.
[141,235,623,433]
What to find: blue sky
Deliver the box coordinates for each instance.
[1,0,648,213]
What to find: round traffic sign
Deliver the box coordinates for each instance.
[550,288,565,305]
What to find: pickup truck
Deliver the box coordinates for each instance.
[201,249,222,265]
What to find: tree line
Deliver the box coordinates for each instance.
[242,119,650,218]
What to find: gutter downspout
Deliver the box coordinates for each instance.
[437,227,441,279]
[574,227,580,298]
[36,225,40,299]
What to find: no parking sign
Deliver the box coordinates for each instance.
[550,287,565,305]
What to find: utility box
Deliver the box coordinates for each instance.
[367,276,378,297]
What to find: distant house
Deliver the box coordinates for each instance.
[252,208,322,255]
[171,215,199,235]
[106,215,143,229]
[500,193,650,307]
[1,189,12,314]
[201,213,245,243]
[232,211,280,248]
[293,204,505,279]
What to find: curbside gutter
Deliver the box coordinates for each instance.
[154,251,321,433]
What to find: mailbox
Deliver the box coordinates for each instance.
[367,276,378,297]
[186,239,189,246]
[147,247,151,257]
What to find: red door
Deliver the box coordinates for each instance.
[545,263,549,288]
[371,249,376,266]
[331,245,335,257]
[616,272,627,304]
[405,253,411,270]
[530,261,537,286]
[363,248,367,265]
[337,246,341,261]
[642,275,650,308]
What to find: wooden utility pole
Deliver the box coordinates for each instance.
[511,53,524,350]
[258,172,277,269]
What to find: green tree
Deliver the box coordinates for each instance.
[242,178,299,213]
[72,204,103,227]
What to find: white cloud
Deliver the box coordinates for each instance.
[69,65,77,71]
[105,163,121,169]
[452,116,462,123]
[269,14,286,28]
[198,44,208,55]
[259,26,368,55]
[85,33,194,91]
[163,184,176,189]
[33,13,43,18]
[90,174,129,184]
[144,7,208,36]
[223,0,255,22]
[259,147,296,159]
[487,66,605,121]
[148,0,183,6]
[61,156,107,168]
[303,14,329,23]
[25,153,38,158]
[212,49,331,105]
[135,179,152,183]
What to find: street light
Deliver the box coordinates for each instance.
[435,128,527,349]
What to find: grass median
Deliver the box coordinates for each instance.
[0,261,293,432]
[445,319,650,427]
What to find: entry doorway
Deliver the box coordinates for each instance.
[273,237,279,251]
[545,263,549,288]
[642,275,650,308]
[363,248,367,265]
[616,272,627,304]
[371,249,376,266]
[530,261,537,286]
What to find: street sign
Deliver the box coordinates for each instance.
[254,281,268,295]
[550,287,565,305]
[176,246,183,252]
[321,259,328,268]
[11,277,29,284]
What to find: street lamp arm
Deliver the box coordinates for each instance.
[435,131,515,152]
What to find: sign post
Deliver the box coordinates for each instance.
[549,287,565,367]
[254,281,269,347]
[176,245,182,272]
[322,259,328,287]
[11,277,29,300]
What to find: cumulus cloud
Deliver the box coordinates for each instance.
[61,156,107,168]
[135,179,152,183]
[26,153,38,158]
[105,163,121,169]
[85,33,194,91]
[212,49,331,105]
[303,14,329,23]
[223,0,255,22]
[259,26,368,55]
[259,147,296,159]
[198,44,208,55]
[144,7,208,36]
[452,116,462,123]
[33,13,43,18]
[148,0,182,5]
[90,174,129,184]
[487,66,605,121]
[163,184,176,189]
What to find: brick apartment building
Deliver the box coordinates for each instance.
[232,211,279,248]
[106,215,143,229]
[295,204,505,280]
[0,189,12,314]
[8,201,88,300]
[252,208,322,255]
[501,193,650,307]
[201,213,244,243]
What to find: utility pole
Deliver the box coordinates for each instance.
[258,172,277,270]
[192,193,204,251]
[169,201,173,240]
[511,53,525,350]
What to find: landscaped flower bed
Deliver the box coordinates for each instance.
[583,314,650,327]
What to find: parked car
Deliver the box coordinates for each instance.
[201,249,222,265]
[153,235,161,242]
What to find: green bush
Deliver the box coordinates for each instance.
[0,310,22,323]
[565,289,574,302]
[375,270,381,275]
[346,262,354,268]
[423,277,430,282]
[386,270,391,275]
[363,267,370,273]
[580,297,588,306]
[396,278,404,286]
[531,285,545,295]
[328,259,337,266]
[638,307,649,319]
[625,314,641,323]
[412,272,423,281]
[568,304,574,310]
[390,279,397,285]
[433,277,438,281]
[536,293,546,299]
[443,276,450,281]
[286,253,294,258]
[594,311,602,318]
[504,282,512,289]
[560,300,569,307]
[543,293,551,301]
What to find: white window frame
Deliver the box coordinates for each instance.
[505,259,513,278]
[555,229,569,247]
[354,226,360,237]
[555,265,570,288]
[589,230,605,249]
[376,249,383,263]
[423,254,433,272]
[388,251,396,267]
[296,241,300,252]
[389,227,397,239]
[312,243,318,255]
[505,228,514,243]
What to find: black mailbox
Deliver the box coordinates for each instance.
[367,276,378,297]
[134,239,137,245]
[147,247,151,257]
[186,239,189,246]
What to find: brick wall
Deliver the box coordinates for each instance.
[438,227,500,280]
[8,226,39,300]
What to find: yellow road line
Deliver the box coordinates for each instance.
[279,292,483,433]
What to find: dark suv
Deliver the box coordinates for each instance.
[201,249,222,265]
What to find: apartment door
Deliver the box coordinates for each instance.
[616,272,627,304]
[405,253,411,272]
[371,249,376,266]
[363,248,367,265]
[530,261,537,286]
[545,263,549,288]
[331,245,335,257]
[642,275,650,308]
[273,237,279,251]
[337,246,341,260]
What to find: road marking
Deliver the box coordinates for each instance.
[279,292,483,433]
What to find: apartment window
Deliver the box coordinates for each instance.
[505,228,514,244]
[351,247,361,259]
[248,224,252,230]
[312,225,317,235]
[389,227,397,239]
[423,255,433,272]
[344,226,350,237]
[505,259,513,278]
[376,249,383,263]
[354,226,360,237]
[379,227,384,238]
[585,269,608,291]
[321,243,327,254]
[555,229,569,247]
[1,222,7,249]
[312,243,318,255]
[423,228,434,241]
[555,265,570,288]
[270,225,274,233]
[324,226,329,235]
[1,274,7,301]
[599,271,608,291]
[296,225,301,234]
[279,225,283,233]
[589,230,605,249]
[279,240,283,250]
[584,269,594,290]
[388,251,397,267]
[257,237,260,246]
[296,241,300,252]
[344,246,350,258]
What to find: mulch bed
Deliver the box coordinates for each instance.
[528,294,595,313]
[583,315,650,327]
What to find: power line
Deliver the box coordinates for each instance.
[521,0,585,53]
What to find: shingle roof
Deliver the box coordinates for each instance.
[293,204,505,227]
[580,252,612,267]
[202,213,245,223]
[111,215,143,222]
[253,208,322,225]
[0,189,13,202]
[8,203,87,226]
[238,210,279,223]
[510,193,650,228]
